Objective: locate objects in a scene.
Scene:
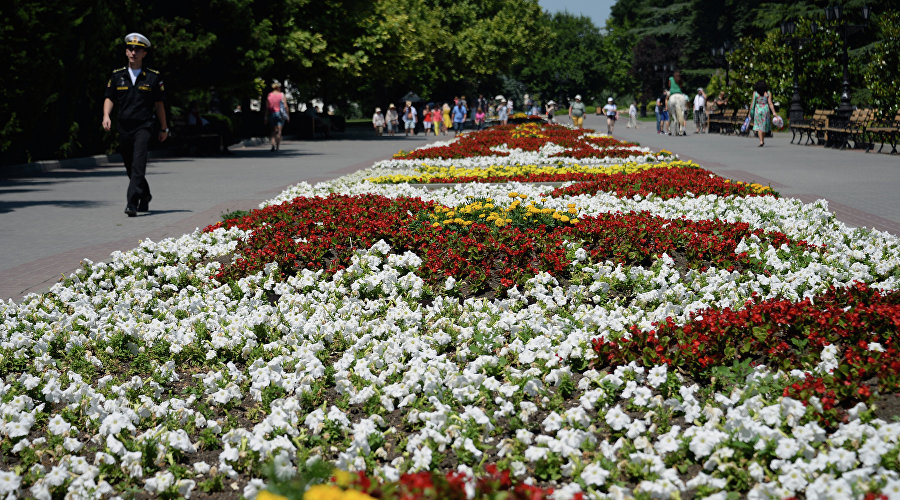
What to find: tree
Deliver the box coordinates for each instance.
[514,12,604,107]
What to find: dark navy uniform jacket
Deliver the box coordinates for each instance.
[104,67,166,133]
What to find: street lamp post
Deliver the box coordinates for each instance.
[710,42,732,89]
[653,63,673,95]
[780,21,818,125]
[824,4,871,119]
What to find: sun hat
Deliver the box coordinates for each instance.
[389,103,395,108]
[608,97,614,102]
[575,94,581,100]
[495,95,505,101]
[375,107,381,112]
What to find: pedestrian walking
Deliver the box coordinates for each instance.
[627,102,638,129]
[568,94,586,128]
[102,33,168,217]
[442,103,452,135]
[475,107,486,130]
[372,107,385,136]
[602,97,619,135]
[403,101,417,136]
[545,100,557,123]
[660,90,670,135]
[265,82,289,151]
[431,106,441,136]
[750,80,779,147]
[423,104,433,136]
[386,104,399,136]
[452,99,468,135]
[693,88,707,133]
[655,97,663,133]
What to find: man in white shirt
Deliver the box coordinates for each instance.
[693,88,707,134]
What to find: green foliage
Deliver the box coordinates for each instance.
[864,11,900,117]
[728,25,842,114]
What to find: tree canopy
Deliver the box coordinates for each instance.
[1,0,897,164]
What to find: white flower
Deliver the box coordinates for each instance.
[0,470,21,495]
[273,451,295,481]
[525,446,549,462]
[605,405,631,431]
[100,412,133,436]
[689,429,726,458]
[145,471,175,493]
[647,365,667,388]
[775,437,799,459]
[778,463,807,491]
[580,462,609,486]
[48,415,71,435]
[244,479,266,499]
[867,342,884,352]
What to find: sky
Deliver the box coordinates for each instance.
[537,0,616,28]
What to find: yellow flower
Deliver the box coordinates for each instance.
[257,492,290,500]
[571,219,579,224]
[568,207,577,214]
[432,222,441,228]
[333,470,355,488]
[303,485,344,500]
[494,219,506,227]
[518,193,527,199]
[508,192,518,198]
[560,215,570,222]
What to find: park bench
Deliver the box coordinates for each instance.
[170,119,225,155]
[790,109,829,144]
[823,108,873,150]
[708,108,735,134]
[865,111,900,154]
[809,110,836,146]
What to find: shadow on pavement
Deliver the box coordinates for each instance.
[143,209,193,216]
[0,199,106,214]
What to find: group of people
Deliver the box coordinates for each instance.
[652,70,779,146]
[371,95,522,137]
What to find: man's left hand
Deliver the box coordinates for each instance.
[159,130,168,142]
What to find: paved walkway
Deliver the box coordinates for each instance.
[1,118,897,301]
[597,114,900,235]
[0,131,445,300]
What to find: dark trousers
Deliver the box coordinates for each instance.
[119,128,152,209]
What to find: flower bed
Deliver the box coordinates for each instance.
[382,123,672,167]
[1,124,900,499]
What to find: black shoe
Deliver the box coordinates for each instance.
[271,145,276,152]
[138,195,152,212]
[124,207,137,217]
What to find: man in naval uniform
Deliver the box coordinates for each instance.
[102,33,168,217]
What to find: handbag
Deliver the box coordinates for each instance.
[741,116,751,133]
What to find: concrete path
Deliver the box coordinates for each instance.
[0,131,445,300]
[591,114,900,235]
[2,117,897,301]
